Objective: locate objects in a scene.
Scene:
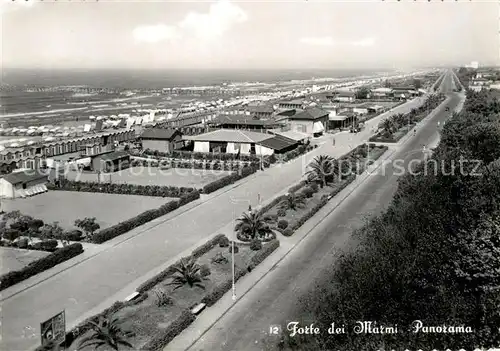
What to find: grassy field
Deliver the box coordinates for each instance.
[0,247,50,276]
[1,191,171,231]
[66,167,233,188]
[70,243,257,350]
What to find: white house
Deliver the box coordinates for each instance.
[0,170,48,199]
[183,129,298,155]
[371,87,393,98]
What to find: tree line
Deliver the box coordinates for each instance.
[275,88,500,350]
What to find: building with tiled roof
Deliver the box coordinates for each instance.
[140,128,184,153]
[183,129,288,155]
[286,107,329,137]
[0,169,48,198]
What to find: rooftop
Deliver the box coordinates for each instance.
[259,135,298,151]
[2,170,47,185]
[184,129,273,144]
[141,128,181,140]
[210,114,275,126]
[272,130,310,142]
[288,107,329,121]
[279,99,304,105]
[96,150,130,162]
[335,91,356,97]
[247,105,274,114]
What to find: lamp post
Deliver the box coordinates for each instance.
[232,207,236,301]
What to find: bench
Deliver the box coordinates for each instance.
[190,303,206,315]
[124,292,140,302]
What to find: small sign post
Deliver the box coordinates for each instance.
[40,310,66,348]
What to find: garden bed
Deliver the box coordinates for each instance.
[60,234,279,351]
[0,243,83,291]
[258,144,388,237]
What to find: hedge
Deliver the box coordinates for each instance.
[282,175,357,237]
[202,165,259,194]
[131,158,258,171]
[0,243,84,291]
[191,234,225,258]
[91,191,200,244]
[247,239,280,271]
[48,181,195,198]
[141,310,196,351]
[67,301,127,341]
[137,234,226,293]
[201,266,248,306]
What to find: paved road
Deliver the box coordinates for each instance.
[0,75,442,351]
[182,71,460,351]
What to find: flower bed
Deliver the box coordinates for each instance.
[236,230,277,243]
[259,144,388,237]
[202,165,259,194]
[277,144,318,163]
[48,181,196,198]
[140,149,263,162]
[91,190,200,244]
[0,243,84,291]
[130,158,258,171]
[62,234,279,351]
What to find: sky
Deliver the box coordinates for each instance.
[1,0,498,70]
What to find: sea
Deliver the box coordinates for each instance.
[1,68,396,89]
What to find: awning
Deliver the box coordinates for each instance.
[313,121,325,133]
[329,115,348,121]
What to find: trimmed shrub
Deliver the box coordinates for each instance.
[92,195,196,244]
[136,256,189,293]
[192,234,225,258]
[177,190,200,206]
[202,165,258,194]
[250,239,262,251]
[65,229,83,242]
[31,239,58,251]
[200,264,211,277]
[301,186,314,198]
[228,244,239,254]
[288,180,307,193]
[68,300,126,341]
[248,240,280,271]
[153,288,173,307]
[211,252,229,265]
[201,267,247,306]
[256,195,286,216]
[17,237,29,249]
[219,235,230,247]
[282,228,294,237]
[277,208,287,217]
[0,243,83,291]
[277,219,288,230]
[52,180,195,198]
[141,310,196,351]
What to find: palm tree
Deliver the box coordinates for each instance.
[77,315,133,351]
[305,155,338,188]
[168,257,206,290]
[279,193,306,211]
[234,211,273,240]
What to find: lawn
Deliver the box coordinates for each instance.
[1,191,171,231]
[69,241,260,351]
[0,247,50,276]
[65,167,233,188]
